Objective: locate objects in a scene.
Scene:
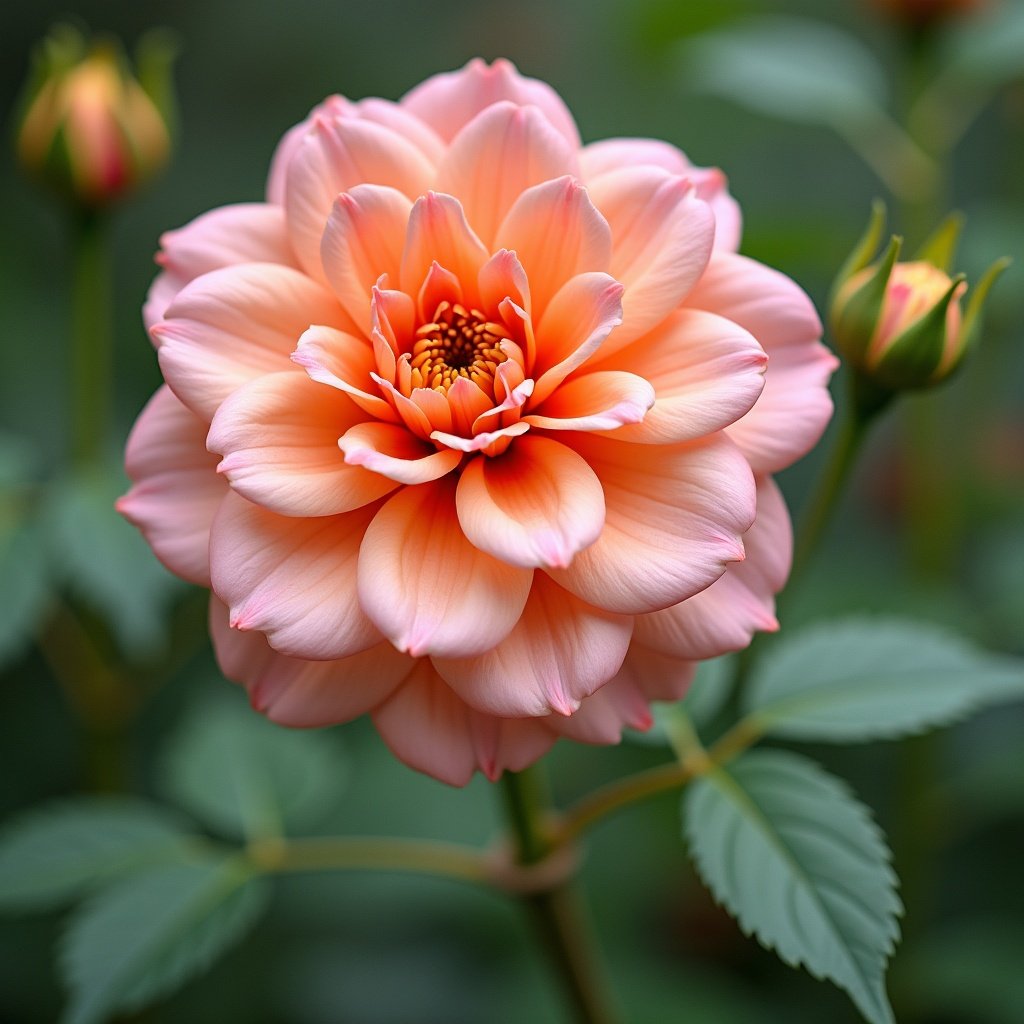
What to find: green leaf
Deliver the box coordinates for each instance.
[0,431,40,490]
[684,750,901,1024]
[159,691,349,841]
[0,433,49,669]
[942,3,1024,86]
[676,17,888,128]
[0,521,50,670]
[0,798,194,912]
[744,618,1024,742]
[44,463,182,659]
[59,856,271,1024]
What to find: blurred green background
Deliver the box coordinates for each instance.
[1,0,1022,1021]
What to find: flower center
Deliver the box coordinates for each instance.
[410,301,510,396]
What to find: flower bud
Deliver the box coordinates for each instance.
[16,25,175,209]
[831,203,1009,398]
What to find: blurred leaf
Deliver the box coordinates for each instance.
[684,750,900,1024]
[0,798,194,913]
[0,431,40,490]
[59,856,270,1024]
[159,691,348,841]
[676,17,887,128]
[941,3,1024,85]
[0,521,50,670]
[626,655,736,747]
[44,463,181,659]
[0,432,49,669]
[744,618,1024,742]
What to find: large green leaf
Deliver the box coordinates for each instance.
[44,464,181,660]
[0,798,194,912]
[676,17,887,128]
[59,856,271,1024]
[159,691,349,841]
[684,750,900,1024]
[744,618,1024,742]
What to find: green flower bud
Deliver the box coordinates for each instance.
[831,203,1009,399]
[15,25,175,209]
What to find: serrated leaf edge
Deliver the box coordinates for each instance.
[58,856,267,1024]
[685,755,899,1024]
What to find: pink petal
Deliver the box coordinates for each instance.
[477,249,532,323]
[320,185,412,335]
[493,176,611,319]
[208,370,399,516]
[265,95,348,206]
[431,420,531,457]
[372,660,556,785]
[531,273,624,405]
[523,370,655,432]
[266,96,444,206]
[144,203,296,329]
[339,421,462,484]
[293,324,398,423]
[117,386,226,586]
[350,98,446,164]
[445,375,495,436]
[284,115,434,281]
[580,139,741,252]
[635,476,792,660]
[455,434,605,570]
[433,574,632,717]
[399,192,490,305]
[683,252,836,474]
[548,433,756,614]
[357,476,532,658]
[210,491,381,661]
[400,58,581,149]
[586,168,715,354]
[591,309,766,444]
[545,663,658,743]
[433,102,578,248]
[210,598,413,727]
[580,138,694,179]
[153,263,349,423]
[607,643,696,703]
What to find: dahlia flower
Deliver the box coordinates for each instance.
[120,59,836,785]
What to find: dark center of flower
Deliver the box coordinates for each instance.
[410,301,510,395]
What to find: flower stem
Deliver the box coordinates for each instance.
[791,404,874,584]
[500,765,618,1024]
[247,835,493,886]
[71,210,112,466]
[559,715,763,845]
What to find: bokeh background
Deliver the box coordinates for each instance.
[1,0,1022,1021]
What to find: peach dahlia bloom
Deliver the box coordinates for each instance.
[119,60,837,785]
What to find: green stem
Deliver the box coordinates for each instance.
[248,835,493,886]
[500,766,618,1024]
[71,210,112,466]
[791,406,873,584]
[559,717,761,845]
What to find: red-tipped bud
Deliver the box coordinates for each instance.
[831,203,1009,401]
[16,25,174,210]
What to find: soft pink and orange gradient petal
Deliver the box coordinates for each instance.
[122,59,836,785]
